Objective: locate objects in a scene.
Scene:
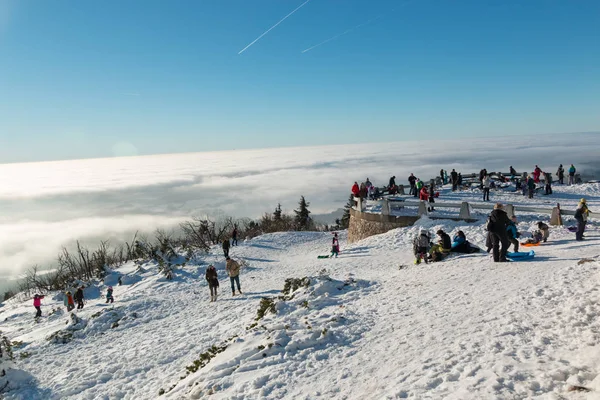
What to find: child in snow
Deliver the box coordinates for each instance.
[428,230,451,262]
[537,222,550,243]
[205,264,219,302]
[507,216,520,252]
[106,286,114,304]
[413,229,431,265]
[524,230,544,245]
[64,291,75,312]
[33,294,45,318]
[331,233,340,258]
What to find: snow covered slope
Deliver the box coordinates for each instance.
[1,184,600,399]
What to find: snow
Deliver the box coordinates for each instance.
[1,183,600,399]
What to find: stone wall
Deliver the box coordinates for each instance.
[348,208,420,243]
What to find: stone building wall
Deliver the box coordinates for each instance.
[348,208,420,243]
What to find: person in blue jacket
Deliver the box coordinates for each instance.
[506,215,519,252]
[568,164,576,185]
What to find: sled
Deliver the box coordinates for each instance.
[507,250,535,260]
[317,255,331,259]
[521,242,541,247]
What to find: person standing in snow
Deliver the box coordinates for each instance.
[331,233,340,258]
[450,169,458,191]
[106,286,114,304]
[487,203,511,262]
[428,182,435,211]
[74,286,85,309]
[388,176,396,190]
[574,198,590,241]
[205,264,219,302]
[556,164,565,185]
[527,175,536,199]
[506,216,520,253]
[222,238,230,258]
[509,166,517,178]
[225,257,242,296]
[533,165,542,183]
[231,227,238,246]
[482,174,491,201]
[408,173,416,196]
[568,164,576,185]
[359,182,368,199]
[419,185,429,204]
[544,172,553,195]
[64,291,75,312]
[414,179,422,198]
[365,178,372,190]
[33,294,45,318]
[440,169,444,183]
[351,181,360,197]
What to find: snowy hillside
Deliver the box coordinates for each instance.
[1,183,600,399]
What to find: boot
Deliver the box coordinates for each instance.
[232,291,236,296]
[238,289,242,294]
[214,293,218,302]
[210,295,214,302]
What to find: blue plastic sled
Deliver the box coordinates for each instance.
[507,250,535,260]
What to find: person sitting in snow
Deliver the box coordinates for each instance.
[33,294,45,318]
[205,264,219,302]
[74,286,85,310]
[413,229,431,265]
[537,222,550,243]
[523,230,544,245]
[331,233,340,258]
[428,230,451,262]
[506,216,520,252]
[106,286,114,304]
[64,291,75,312]
[451,231,480,254]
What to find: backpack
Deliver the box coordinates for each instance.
[417,234,430,248]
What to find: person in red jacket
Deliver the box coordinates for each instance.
[351,182,359,197]
[33,294,45,318]
[419,186,429,201]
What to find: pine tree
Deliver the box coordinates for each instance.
[273,203,282,221]
[340,194,353,229]
[294,196,312,231]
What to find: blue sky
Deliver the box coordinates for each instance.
[1,0,599,162]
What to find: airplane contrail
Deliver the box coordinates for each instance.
[238,0,311,55]
[301,0,414,54]
[301,15,382,54]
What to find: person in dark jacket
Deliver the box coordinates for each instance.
[488,203,511,262]
[74,287,85,309]
[556,164,564,185]
[527,175,536,199]
[206,264,219,302]
[436,229,452,251]
[106,286,114,304]
[450,169,458,191]
[574,198,590,241]
[408,173,416,196]
[506,215,519,252]
[537,221,550,242]
[428,182,435,211]
[509,166,517,177]
[544,172,553,195]
[231,227,238,246]
[222,238,230,258]
[440,169,444,183]
[389,176,396,188]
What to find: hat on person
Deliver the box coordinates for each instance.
[580,198,587,204]
[494,203,504,210]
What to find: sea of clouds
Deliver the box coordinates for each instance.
[1,133,599,281]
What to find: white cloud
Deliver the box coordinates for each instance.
[0,133,598,276]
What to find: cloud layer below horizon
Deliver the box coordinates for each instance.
[1,133,599,277]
